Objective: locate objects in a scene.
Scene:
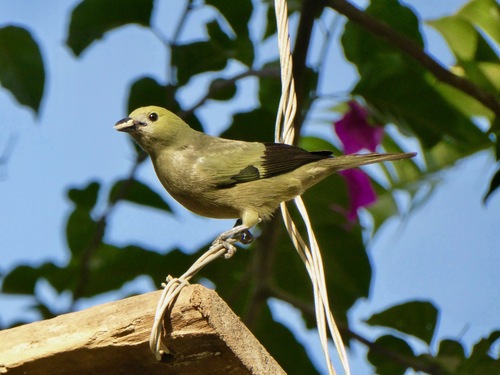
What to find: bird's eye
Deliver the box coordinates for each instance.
[149,112,158,122]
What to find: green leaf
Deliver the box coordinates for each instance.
[0,26,45,113]
[172,41,228,85]
[298,136,341,154]
[2,264,43,294]
[109,178,171,213]
[470,330,500,358]
[67,181,100,209]
[127,77,169,114]
[366,300,438,345]
[264,4,278,40]
[434,339,466,373]
[207,78,237,101]
[205,0,253,40]
[206,19,254,67]
[273,178,372,325]
[432,80,495,120]
[66,208,99,256]
[221,108,276,142]
[483,167,500,203]
[427,17,478,61]
[450,331,500,374]
[458,0,500,45]
[67,0,153,56]
[254,303,320,374]
[1,262,68,295]
[367,335,415,375]
[126,77,204,132]
[258,61,282,113]
[342,0,491,149]
[81,244,191,297]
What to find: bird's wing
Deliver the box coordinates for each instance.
[198,140,332,188]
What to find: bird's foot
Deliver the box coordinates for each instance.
[240,229,254,244]
[212,224,251,258]
[232,219,254,245]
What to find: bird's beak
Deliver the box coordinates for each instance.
[114,117,145,132]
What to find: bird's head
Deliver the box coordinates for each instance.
[114,106,190,154]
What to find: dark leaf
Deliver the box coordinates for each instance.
[341,0,490,149]
[126,77,204,131]
[453,331,500,374]
[367,335,415,375]
[109,178,171,213]
[127,76,170,114]
[172,41,228,85]
[434,339,466,374]
[470,330,500,358]
[258,61,282,113]
[41,262,78,294]
[65,208,99,256]
[301,179,372,323]
[0,26,45,113]
[483,167,500,204]
[2,262,69,295]
[32,301,59,320]
[67,0,153,56]
[272,175,372,326]
[221,108,276,142]
[81,244,191,297]
[264,4,278,40]
[438,339,466,358]
[205,0,252,39]
[67,181,100,209]
[206,19,254,67]
[2,264,43,294]
[253,303,320,374]
[207,78,237,101]
[366,300,438,345]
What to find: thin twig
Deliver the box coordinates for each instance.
[179,67,280,119]
[242,216,282,328]
[291,0,326,143]
[70,152,147,307]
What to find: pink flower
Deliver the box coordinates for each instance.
[339,169,377,222]
[334,101,384,154]
[333,101,383,222]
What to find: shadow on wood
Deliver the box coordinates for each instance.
[0,284,285,374]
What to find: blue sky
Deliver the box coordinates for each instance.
[1,0,499,373]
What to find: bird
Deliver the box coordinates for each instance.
[115,106,416,245]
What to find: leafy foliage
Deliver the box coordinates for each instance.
[66,0,154,56]
[0,26,45,113]
[1,0,499,373]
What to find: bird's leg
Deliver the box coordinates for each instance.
[234,219,254,244]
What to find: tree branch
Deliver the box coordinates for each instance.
[325,0,500,116]
[71,152,147,307]
[179,67,280,120]
[291,0,326,143]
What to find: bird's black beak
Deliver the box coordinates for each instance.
[114,117,145,132]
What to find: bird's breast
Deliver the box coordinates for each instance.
[151,151,240,220]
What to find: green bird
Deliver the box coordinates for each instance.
[115,106,415,243]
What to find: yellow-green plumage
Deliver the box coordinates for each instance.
[115,106,415,228]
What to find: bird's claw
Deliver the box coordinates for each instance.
[212,236,237,258]
[240,230,254,244]
[212,224,253,257]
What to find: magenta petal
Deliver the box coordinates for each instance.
[339,169,377,222]
[334,101,384,154]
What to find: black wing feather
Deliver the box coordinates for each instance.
[261,142,332,178]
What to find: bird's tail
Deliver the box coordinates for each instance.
[329,152,417,171]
